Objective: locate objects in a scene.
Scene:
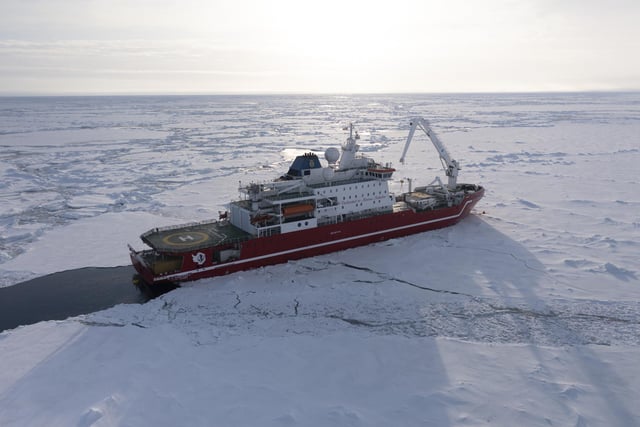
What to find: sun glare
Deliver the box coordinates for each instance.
[250,0,434,91]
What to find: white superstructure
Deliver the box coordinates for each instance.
[229,124,396,236]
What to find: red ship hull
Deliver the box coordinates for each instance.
[130,188,484,285]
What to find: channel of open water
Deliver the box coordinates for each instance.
[0,266,176,332]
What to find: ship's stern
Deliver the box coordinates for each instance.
[128,245,157,285]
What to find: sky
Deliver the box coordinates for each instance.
[1,0,639,95]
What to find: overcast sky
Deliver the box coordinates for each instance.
[1,0,639,95]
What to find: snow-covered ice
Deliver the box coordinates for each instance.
[1,93,639,426]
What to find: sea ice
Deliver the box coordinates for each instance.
[1,93,639,426]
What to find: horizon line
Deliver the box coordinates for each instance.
[1,88,639,98]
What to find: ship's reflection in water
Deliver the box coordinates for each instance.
[0,266,178,332]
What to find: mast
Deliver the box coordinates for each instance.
[338,123,360,170]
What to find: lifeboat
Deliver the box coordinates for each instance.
[282,203,314,217]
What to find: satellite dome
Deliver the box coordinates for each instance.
[325,147,340,164]
[323,167,335,180]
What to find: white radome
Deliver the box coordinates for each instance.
[324,147,340,164]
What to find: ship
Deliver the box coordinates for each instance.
[129,118,484,285]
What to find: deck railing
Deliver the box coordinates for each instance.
[140,218,224,239]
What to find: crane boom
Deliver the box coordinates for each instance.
[400,118,460,190]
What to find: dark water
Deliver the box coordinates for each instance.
[0,266,175,332]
